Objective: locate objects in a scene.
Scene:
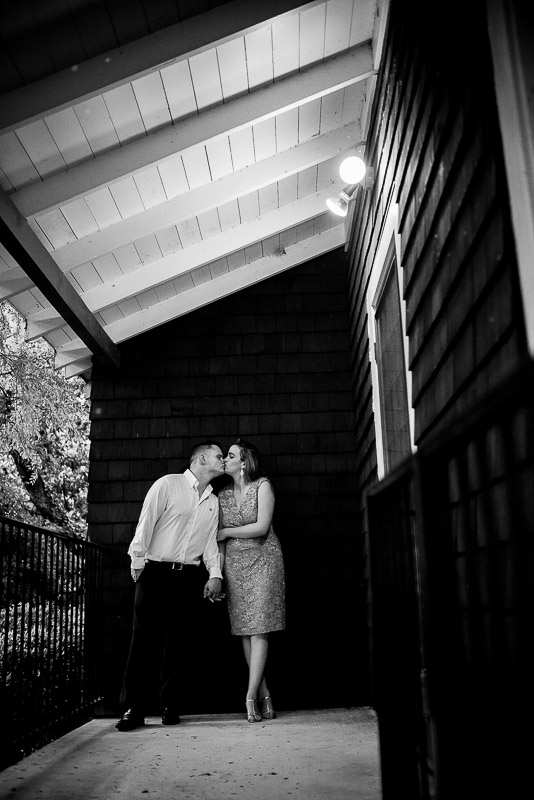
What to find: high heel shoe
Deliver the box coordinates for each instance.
[246,699,262,723]
[260,696,276,720]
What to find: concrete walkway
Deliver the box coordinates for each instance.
[0,707,381,800]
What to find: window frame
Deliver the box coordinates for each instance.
[366,202,416,479]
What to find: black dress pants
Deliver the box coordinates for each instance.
[119,561,205,713]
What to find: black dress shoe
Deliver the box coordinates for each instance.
[115,709,145,731]
[161,708,181,725]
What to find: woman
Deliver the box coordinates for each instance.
[217,439,286,723]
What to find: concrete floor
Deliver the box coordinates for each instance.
[0,707,381,800]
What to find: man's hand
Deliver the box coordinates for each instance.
[204,577,223,602]
[131,567,144,582]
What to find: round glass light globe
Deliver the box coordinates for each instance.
[339,156,366,184]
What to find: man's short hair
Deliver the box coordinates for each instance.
[189,441,222,464]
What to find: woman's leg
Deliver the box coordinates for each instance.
[246,634,269,701]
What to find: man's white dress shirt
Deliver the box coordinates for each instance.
[128,470,222,579]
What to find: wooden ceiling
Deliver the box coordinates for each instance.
[0,0,386,378]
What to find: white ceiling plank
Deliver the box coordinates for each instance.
[73,96,120,155]
[209,258,229,279]
[113,243,142,274]
[161,61,198,122]
[192,265,212,287]
[109,177,145,218]
[117,297,142,317]
[299,98,322,142]
[259,183,279,215]
[103,84,146,144]
[227,250,247,270]
[85,188,122,228]
[132,73,172,134]
[341,81,365,125]
[0,270,33,301]
[275,107,299,151]
[253,118,277,162]
[156,226,183,257]
[229,127,256,171]
[181,144,212,189]
[55,344,92,370]
[155,281,179,303]
[60,199,99,239]
[63,358,93,379]
[0,167,13,192]
[298,165,318,197]
[320,87,345,132]
[350,0,377,46]
[133,168,167,208]
[245,27,274,89]
[90,224,345,343]
[217,199,241,231]
[158,156,190,198]
[262,233,281,257]
[299,3,327,68]
[13,45,374,217]
[280,226,298,250]
[0,243,18,270]
[92,253,123,282]
[324,0,354,57]
[278,173,298,205]
[71,263,103,292]
[244,242,263,263]
[217,38,249,101]
[16,120,67,180]
[206,138,234,181]
[176,218,202,248]
[238,191,260,223]
[25,308,64,342]
[51,121,360,269]
[36,209,77,249]
[68,187,339,316]
[0,0,321,132]
[0,132,41,190]
[189,50,223,111]
[134,234,162,265]
[272,14,300,78]
[172,273,195,294]
[98,305,124,325]
[197,209,222,240]
[45,108,93,166]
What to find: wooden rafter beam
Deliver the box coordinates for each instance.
[0,188,120,372]
[13,46,373,218]
[57,223,345,371]
[0,0,319,134]
[52,121,360,270]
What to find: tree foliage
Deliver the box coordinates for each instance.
[0,301,90,537]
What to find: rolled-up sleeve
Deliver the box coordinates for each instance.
[202,502,222,579]
[128,478,169,569]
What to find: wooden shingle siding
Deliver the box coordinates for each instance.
[345,0,528,699]
[88,250,366,711]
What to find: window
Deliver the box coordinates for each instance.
[367,204,415,478]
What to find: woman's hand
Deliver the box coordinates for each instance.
[217,528,227,541]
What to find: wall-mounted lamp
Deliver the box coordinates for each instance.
[326,145,374,215]
[325,186,356,217]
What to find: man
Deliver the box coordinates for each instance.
[115,441,225,732]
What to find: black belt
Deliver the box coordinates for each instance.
[146,560,198,571]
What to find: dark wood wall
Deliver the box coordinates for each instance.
[346,0,528,686]
[87,250,368,713]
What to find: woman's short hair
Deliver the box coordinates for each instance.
[233,438,266,481]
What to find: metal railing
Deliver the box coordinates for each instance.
[0,517,104,768]
[366,360,534,799]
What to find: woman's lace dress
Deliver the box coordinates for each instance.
[219,478,286,636]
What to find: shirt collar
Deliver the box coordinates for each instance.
[184,468,213,497]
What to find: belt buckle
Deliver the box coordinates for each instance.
[172,562,183,571]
